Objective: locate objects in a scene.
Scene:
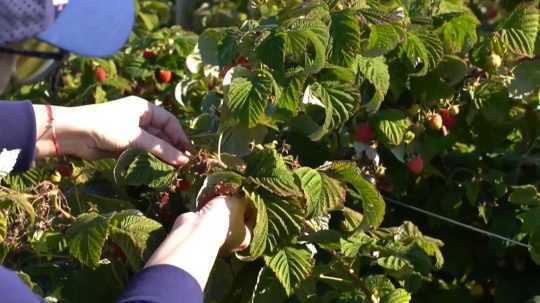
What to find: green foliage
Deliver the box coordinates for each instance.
[3,0,540,302]
[67,213,111,267]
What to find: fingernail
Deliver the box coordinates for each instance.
[175,156,190,166]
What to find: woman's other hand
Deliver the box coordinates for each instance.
[34,96,191,166]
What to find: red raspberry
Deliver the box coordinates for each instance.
[95,67,107,82]
[159,192,170,207]
[176,179,191,192]
[354,123,374,144]
[235,56,251,69]
[143,50,156,59]
[158,70,173,83]
[56,163,73,177]
[407,155,424,175]
[439,109,457,129]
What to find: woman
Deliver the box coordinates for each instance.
[0,1,251,302]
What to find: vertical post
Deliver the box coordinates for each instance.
[175,0,196,30]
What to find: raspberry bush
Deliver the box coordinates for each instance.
[2,0,540,302]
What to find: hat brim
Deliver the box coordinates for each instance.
[37,0,135,58]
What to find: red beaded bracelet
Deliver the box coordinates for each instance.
[45,104,61,157]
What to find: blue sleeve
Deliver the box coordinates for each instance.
[117,265,203,303]
[0,101,37,171]
[0,267,43,303]
[1,265,203,303]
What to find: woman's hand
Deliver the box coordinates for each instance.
[145,196,253,289]
[34,96,191,166]
[181,195,253,253]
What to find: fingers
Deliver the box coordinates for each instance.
[146,103,193,151]
[133,130,190,166]
[236,225,252,252]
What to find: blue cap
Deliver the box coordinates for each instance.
[0,0,135,57]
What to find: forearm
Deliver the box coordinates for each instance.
[33,105,91,159]
[144,203,230,289]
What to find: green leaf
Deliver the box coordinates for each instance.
[265,195,304,252]
[497,5,539,57]
[381,288,412,303]
[521,208,540,234]
[437,13,479,54]
[276,75,306,114]
[415,237,445,269]
[509,185,540,206]
[245,191,268,257]
[221,124,268,157]
[226,68,276,128]
[325,161,386,228]
[245,148,302,198]
[295,167,346,218]
[364,274,396,297]
[357,56,390,112]
[258,33,287,75]
[264,246,314,296]
[198,28,227,66]
[529,227,540,266]
[67,213,110,267]
[374,110,412,147]
[286,18,330,76]
[340,231,373,258]
[363,23,404,57]
[330,9,361,67]
[340,207,364,232]
[402,28,444,76]
[124,153,176,189]
[0,192,36,224]
[0,212,6,242]
[433,55,469,86]
[109,210,164,270]
[302,81,360,141]
[377,255,410,271]
[474,82,512,126]
[508,59,540,97]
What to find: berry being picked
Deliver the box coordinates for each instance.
[220,64,234,78]
[197,181,239,210]
[487,53,502,70]
[159,192,170,207]
[158,69,173,83]
[56,163,73,177]
[112,243,126,260]
[407,155,424,175]
[95,67,107,82]
[176,179,192,192]
[235,56,251,70]
[428,113,443,130]
[143,49,156,59]
[354,123,374,144]
[439,108,457,129]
